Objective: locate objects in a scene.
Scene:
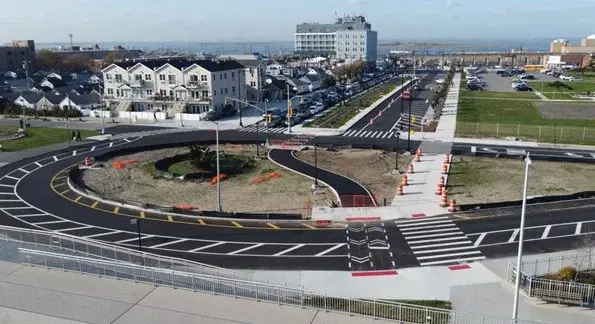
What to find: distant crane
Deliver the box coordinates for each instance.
[69,33,73,49]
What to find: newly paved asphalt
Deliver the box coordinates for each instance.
[1,124,595,271]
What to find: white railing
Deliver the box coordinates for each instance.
[19,248,544,324]
[517,252,595,277]
[0,224,278,285]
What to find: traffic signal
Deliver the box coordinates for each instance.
[266,114,272,123]
[224,98,228,105]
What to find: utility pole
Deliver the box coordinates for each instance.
[286,83,292,133]
[69,33,74,49]
[22,60,31,90]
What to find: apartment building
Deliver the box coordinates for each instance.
[218,54,266,104]
[295,15,378,63]
[0,40,36,73]
[101,59,246,116]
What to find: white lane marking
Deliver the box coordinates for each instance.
[34,162,43,167]
[84,231,122,238]
[17,214,50,218]
[388,132,394,138]
[0,199,22,202]
[576,222,582,235]
[389,116,403,132]
[410,240,472,250]
[189,242,225,252]
[508,229,520,243]
[72,150,77,156]
[315,243,346,256]
[541,225,552,239]
[53,156,59,161]
[115,235,155,244]
[474,233,487,247]
[413,245,478,254]
[375,132,384,138]
[34,220,69,225]
[369,246,390,250]
[0,193,16,196]
[417,250,483,260]
[399,223,457,231]
[344,130,355,136]
[408,236,469,244]
[400,227,460,236]
[149,238,188,249]
[123,138,131,143]
[363,131,372,138]
[18,168,30,174]
[109,142,114,147]
[56,226,93,232]
[273,244,305,256]
[5,175,20,180]
[396,216,450,224]
[0,184,14,188]
[398,219,454,227]
[227,243,265,255]
[353,129,365,137]
[2,206,37,210]
[406,231,465,240]
[420,256,486,266]
[91,146,96,152]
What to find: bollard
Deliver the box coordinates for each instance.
[397,184,404,196]
[407,164,414,174]
[439,176,445,186]
[443,153,450,164]
[440,189,449,207]
[435,183,443,195]
[415,154,421,162]
[401,174,409,186]
[441,163,448,175]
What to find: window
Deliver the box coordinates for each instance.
[115,74,122,82]
[146,89,153,96]
[105,74,112,80]
[159,74,166,81]
[214,90,217,96]
[231,72,235,79]
[168,75,176,84]
[116,89,120,97]
[189,75,198,82]
[201,75,207,81]
[224,73,227,79]
[107,88,114,95]
[232,86,236,93]
[224,88,228,94]
[135,74,142,80]
[145,74,151,81]
[361,48,365,52]
[219,74,223,80]
[160,89,167,96]
[148,104,153,110]
[201,90,209,97]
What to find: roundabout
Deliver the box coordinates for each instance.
[1,128,595,273]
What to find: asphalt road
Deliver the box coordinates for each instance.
[1,127,595,271]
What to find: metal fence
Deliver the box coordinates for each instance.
[456,122,595,144]
[0,225,281,285]
[517,251,595,277]
[19,248,544,324]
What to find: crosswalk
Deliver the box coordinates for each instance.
[395,113,424,129]
[395,216,486,266]
[240,125,286,133]
[342,129,399,139]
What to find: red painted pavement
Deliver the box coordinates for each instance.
[411,213,426,218]
[345,217,381,222]
[448,264,471,271]
[352,270,398,277]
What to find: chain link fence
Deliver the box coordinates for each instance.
[19,247,545,324]
[456,122,595,145]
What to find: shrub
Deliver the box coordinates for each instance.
[557,266,577,281]
[542,273,560,280]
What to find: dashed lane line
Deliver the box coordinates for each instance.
[266,223,280,229]
[231,221,243,228]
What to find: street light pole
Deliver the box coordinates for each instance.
[407,89,412,152]
[287,84,292,133]
[215,122,222,212]
[264,99,269,143]
[314,145,319,186]
[512,152,532,323]
[394,132,400,171]
[99,84,105,135]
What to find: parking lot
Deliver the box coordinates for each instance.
[469,71,559,93]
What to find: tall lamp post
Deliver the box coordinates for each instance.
[98,84,106,135]
[206,121,222,212]
[286,84,305,133]
[314,145,319,186]
[407,85,412,152]
[394,131,401,171]
[512,152,532,323]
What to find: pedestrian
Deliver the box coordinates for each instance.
[72,131,76,141]
[19,119,23,129]
[76,130,81,142]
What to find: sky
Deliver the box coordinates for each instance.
[1,0,593,44]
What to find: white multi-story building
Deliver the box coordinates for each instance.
[101,59,246,116]
[218,54,266,104]
[295,15,378,63]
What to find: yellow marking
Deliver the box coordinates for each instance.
[266,223,280,229]
[74,196,82,202]
[198,219,206,225]
[91,201,99,208]
[59,189,70,195]
[302,223,317,229]
[53,182,66,187]
[113,207,119,213]
[167,215,173,222]
[231,221,243,228]
[54,176,67,180]
[140,211,145,218]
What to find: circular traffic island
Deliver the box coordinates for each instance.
[80,144,331,215]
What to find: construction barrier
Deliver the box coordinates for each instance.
[250,172,281,184]
[435,182,443,195]
[439,188,449,207]
[210,173,228,185]
[407,164,414,174]
[448,199,457,212]
[113,159,138,169]
[401,175,408,186]
[397,184,404,196]
[176,204,195,210]
[340,195,377,208]
[83,157,95,166]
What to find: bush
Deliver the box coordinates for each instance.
[558,266,578,281]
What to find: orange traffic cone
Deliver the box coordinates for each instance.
[440,189,448,207]
[407,164,414,174]
[441,163,448,175]
[414,153,421,162]
[444,153,450,164]
[448,199,457,212]
[397,184,404,196]
[401,174,409,186]
[416,148,423,156]
[435,182,443,195]
[439,176,445,186]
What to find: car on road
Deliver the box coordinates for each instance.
[413,85,421,91]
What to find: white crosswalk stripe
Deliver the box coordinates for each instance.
[395,217,485,266]
[342,129,400,139]
[240,125,286,133]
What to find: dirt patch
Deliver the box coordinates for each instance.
[82,145,331,215]
[535,101,595,120]
[448,156,595,204]
[295,148,411,204]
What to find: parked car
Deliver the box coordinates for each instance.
[514,83,532,91]
[467,83,483,90]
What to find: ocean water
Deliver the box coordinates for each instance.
[37,38,581,56]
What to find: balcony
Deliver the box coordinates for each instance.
[189,96,212,103]
[130,79,145,88]
[186,81,208,88]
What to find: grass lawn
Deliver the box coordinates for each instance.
[0,126,99,152]
[530,81,595,94]
[168,154,251,175]
[304,79,403,128]
[538,92,592,100]
[459,89,539,99]
[448,156,595,205]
